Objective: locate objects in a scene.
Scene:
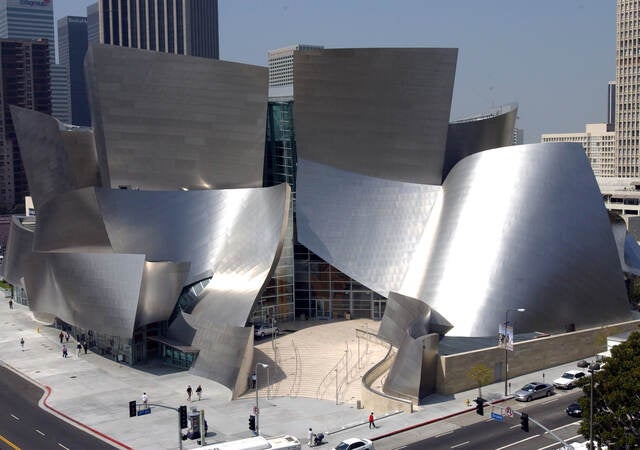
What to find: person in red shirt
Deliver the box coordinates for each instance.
[368,412,376,429]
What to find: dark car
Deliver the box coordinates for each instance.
[566,402,583,417]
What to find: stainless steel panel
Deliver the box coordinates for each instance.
[294,48,457,185]
[3,216,34,287]
[136,261,191,327]
[85,44,268,190]
[443,104,517,181]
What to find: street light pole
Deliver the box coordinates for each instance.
[504,308,526,396]
[255,362,268,436]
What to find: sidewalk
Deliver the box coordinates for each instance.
[0,300,588,449]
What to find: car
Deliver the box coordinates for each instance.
[566,402,583,417]
[553,370,588,389]
[254,323,279,338]
[332,438,375,450]
[514,382,554,401]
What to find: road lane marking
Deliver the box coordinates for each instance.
[57,443,71,450]
[509,424,520,429]
[538,435,582,450]
[541,397,558,405]
[549,422,581,432]
[451,441,470,448]
[436,431,453,438]
[0,433,20,449]
[10,414,19,420]
[495,434,540,449]
[35,429,45,436]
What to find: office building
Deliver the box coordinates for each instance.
[268,44,323,88]
[98,0,219,58]
[542,123,616,177]
[57,16,90,126]
[87,3,99,44]
[0,0,68,124]
[616,0,640,176]
[512,127,524,145]
[0,39,50,213]
[608,80,616,131]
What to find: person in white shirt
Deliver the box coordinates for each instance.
[141,392,149,409]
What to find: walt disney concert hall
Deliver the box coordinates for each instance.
[3,45,635,399]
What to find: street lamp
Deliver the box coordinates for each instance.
[577,359,601,449]
[255,363,268,436]
[504,308,526,396]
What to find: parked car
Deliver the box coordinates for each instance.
[553,370,587,389]
[254,323,279,338]
[514,382,554,401]
[332,438,374,450]
[566,402,583,417]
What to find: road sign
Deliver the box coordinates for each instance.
[505,406,513,417]
[490,412,503,422]
[137,408,151,416]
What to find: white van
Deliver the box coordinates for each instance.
[199,435,301,450]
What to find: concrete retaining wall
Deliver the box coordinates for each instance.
[361,347,413,413]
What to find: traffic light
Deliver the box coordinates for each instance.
[179,405,188,428]
[249,414,256,431]
[129,400,137,417]
[475,397,485,416]
[520,412,529,432]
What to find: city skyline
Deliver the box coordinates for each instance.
[52,1,615,145]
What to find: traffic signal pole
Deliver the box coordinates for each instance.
[512,410,573,449]
[128,402,185,450]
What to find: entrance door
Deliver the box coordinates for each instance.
[373,300,385,320]
[317,299,331,320]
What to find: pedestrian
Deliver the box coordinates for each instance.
[65,332,70,343]
[196,384,202,401]
[251,372,257,389]
[82,340,88,354]
[76,342,82,357]
[62,344,68,358]
[20,337,24,348]
[141,392,149,409]
[307,428,314,447]
[8,299,13,309]
[368,411,376,429]
[186,385,192,401]
[59,331,64,343]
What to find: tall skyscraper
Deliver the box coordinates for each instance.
[268,44,324,88]
[98,0,219,58]
[0,0,68,124]
[57,16,90,126]
[608,80,616,131]
[616,0,639,176]
[87,3,99,44]
[0,39,50,213]
[512,127,524,145]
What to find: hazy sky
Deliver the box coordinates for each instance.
[54,0,615,143]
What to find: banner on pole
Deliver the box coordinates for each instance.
[498,323,514,351]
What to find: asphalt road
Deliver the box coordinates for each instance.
[0,364,115,450]
[378,390,586,450]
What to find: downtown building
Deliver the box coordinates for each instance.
[98,0,219,58]
[57,16,90,126]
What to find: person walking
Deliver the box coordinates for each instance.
[20,337,24,349]
[82,341,88,354]
[8,299,13,309]
[307,428,314,447]
[368,411,376,429]
[196,385,202,401]
[62,344,68,358]
[141,392,149,409]
[186,385,192,401]
[65,332,70,343]
[59,331,64,343]
[76,342,82,357]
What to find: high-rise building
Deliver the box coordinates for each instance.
[98,0,219,59]
[57,16,90,126]
[608,81,616,131]
[87,3,99,44]
[616,0,639,176]
[512,127,524,145]
[268,44,323,88]
[0,39,50,213]
[542,123,616,177]
[0,0,68,124]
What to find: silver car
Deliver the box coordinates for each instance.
[514,382,554,401]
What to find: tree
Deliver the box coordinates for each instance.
[467,364,492,399]
[579,329,640,448]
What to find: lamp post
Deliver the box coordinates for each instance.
[255,362,268,436]
[577,359,600,449]
[504,308,526,396]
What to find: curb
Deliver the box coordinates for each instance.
[370,396,511,441]
[326,410,404,436]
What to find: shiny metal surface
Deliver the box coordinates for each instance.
[443,104,517,181]
[294,48,457,185]
[85,44,268,190]
[3,216,35,288]
[136,261,191,328]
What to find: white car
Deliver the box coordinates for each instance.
[254,324,279,338]
[332,438,374,450]
[553,370,587,389]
